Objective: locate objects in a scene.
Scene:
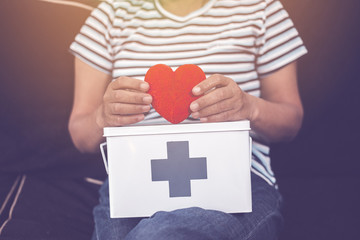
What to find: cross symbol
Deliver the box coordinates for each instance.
[151,141,207,198]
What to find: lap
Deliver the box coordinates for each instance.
[93,173,283,240]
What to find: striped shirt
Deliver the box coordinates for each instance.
[70,0,307,186]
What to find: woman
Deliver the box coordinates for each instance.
[69,0,307,239]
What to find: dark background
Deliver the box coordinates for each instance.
[272,0,360,239]
[0,0,359,239]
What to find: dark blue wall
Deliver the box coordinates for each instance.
[272,1,360,239]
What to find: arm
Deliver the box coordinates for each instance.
[68,57,152,153]
[190,62,303,143]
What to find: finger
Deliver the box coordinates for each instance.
[192,98,234,118]
[192,74,229,96]
[107,90,152,105]
[110,77,149,92]
[199,110,238,123]
[109,103,151,115]
[190,86,233,112]
[106,114,145,127]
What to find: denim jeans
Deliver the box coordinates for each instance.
[92,173,283,240]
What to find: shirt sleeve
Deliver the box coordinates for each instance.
[256,0,307,77]
[69,0,115,75]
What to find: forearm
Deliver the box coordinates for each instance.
[190,63,303,143]
[69,58,152,153]
[68,106,105,153]
[247,93,303,143]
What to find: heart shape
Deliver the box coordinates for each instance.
[145,64,206,124]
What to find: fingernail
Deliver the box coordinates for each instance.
[190,102,199,111]
[140,83,149,91]
[192,87,201,94]
[192,112,199,118]
[200,117,208,122]
[142,105,150,111]
[143,96,152,103]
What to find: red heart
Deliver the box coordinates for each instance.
[145,64,206,124]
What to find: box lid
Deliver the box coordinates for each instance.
[103,120,250,137]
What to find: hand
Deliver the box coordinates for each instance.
[190,74,254,122]
[97,77,152,127]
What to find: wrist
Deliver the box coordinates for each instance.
[95,105,106,130]
[244,93,260,123]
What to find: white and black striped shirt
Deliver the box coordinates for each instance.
[70,0,307,186]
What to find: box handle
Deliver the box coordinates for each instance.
[100,142,109,174]
[249,137,252,169]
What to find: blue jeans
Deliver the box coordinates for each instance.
[92,173,283,240]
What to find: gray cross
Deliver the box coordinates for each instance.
[151,141,207,198]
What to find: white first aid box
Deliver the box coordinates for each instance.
[102,120,252,218]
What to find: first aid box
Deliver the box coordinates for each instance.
[101,120,252,218]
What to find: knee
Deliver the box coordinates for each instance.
[126,207,239,240]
